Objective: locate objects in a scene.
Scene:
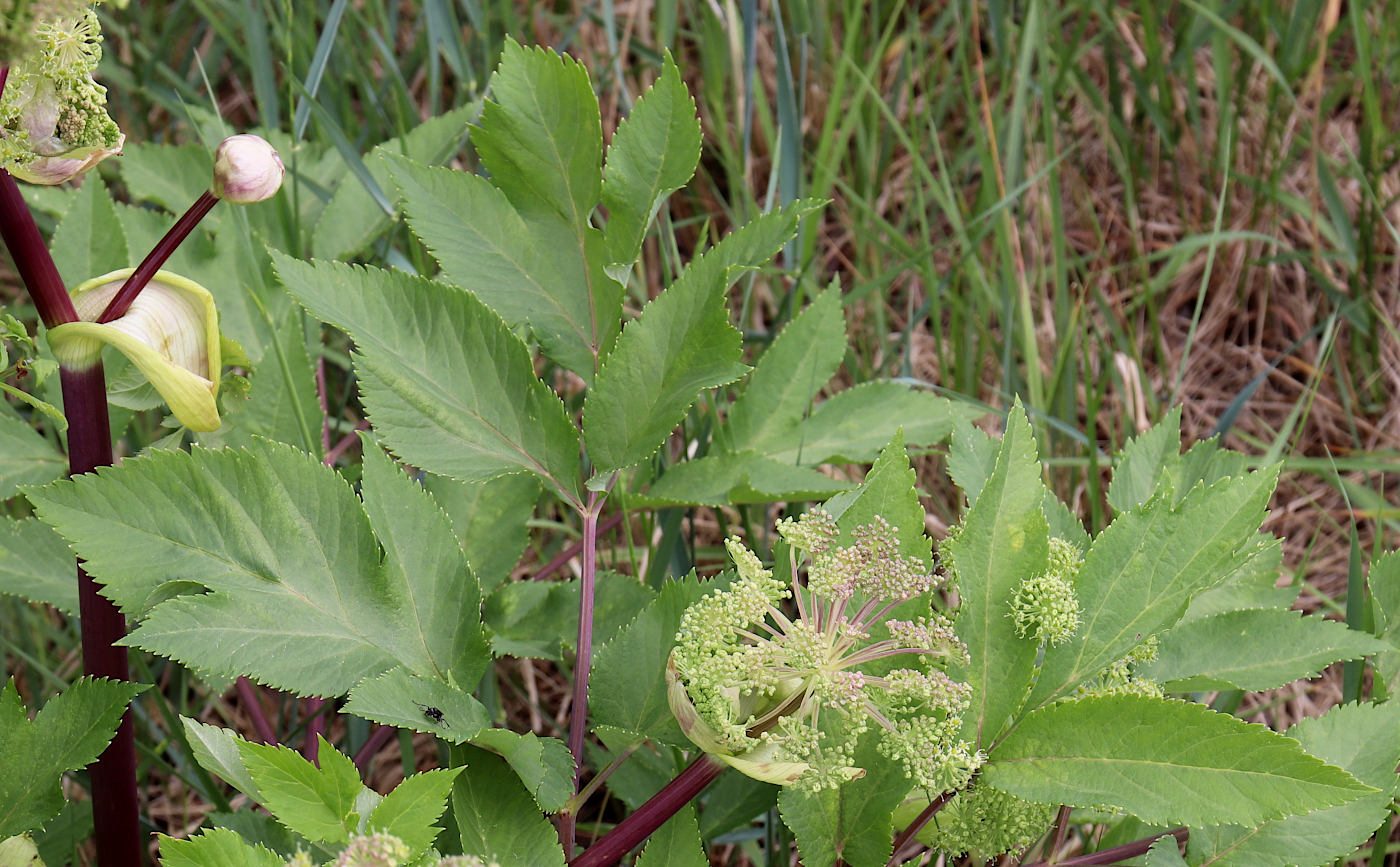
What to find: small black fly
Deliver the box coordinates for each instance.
[414,702,448,728]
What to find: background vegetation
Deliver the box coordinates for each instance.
[4,0,1399,862]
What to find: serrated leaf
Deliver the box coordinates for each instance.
[469,729,574,813]
[1106,408,1183,513]
[238,736,365,845]
[119,143,212,215]
[1027,464,1281,709]
[1368,551,1400,698]
[1141,609,1390,692]
[26,441,486,696]
[368,767,464,854]
[602,52,702,274]
[983,695,1374,828]
[0,518,77,614]
[945,417,998,508]
[219,313,321,453]
[272,255,583,506]
[718,286,846,455]
[450,744,566,867]
[181,718,261,801]
[637,452,851,507]
[1178,535,1293,619]
[343,668,489,743]
[0,677,146,837]
[635,803,707,867]
[485,573,655,662]
[585,212,771,469]
[49,173,128,288]
[1146,834,1189,866]
[0,414,64,500]
[765,384,978,465]
[1188,701,1400,867]
[778,733,909,867]
[947,402,1049,747]
[422,472,537,594]
[158,827,285,867]
[590,571,713,746]
[312,103,478,261]
[386,153,620,383]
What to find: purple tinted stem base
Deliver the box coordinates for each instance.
[570,755,725,867]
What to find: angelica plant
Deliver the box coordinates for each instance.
[668,511,981,795]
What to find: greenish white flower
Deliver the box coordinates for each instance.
[0,8,122,184]
[668,509,980,793]
[47,269,223,431]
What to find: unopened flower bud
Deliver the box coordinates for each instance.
[211,134,284,203]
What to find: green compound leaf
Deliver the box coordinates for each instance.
[983,695,1374,828]
[0,412,64,500]
[450,744,566,867]
[158,827,285,867]
[422,472,537,595]
[1189,701,1400,867]
[469,729,574,813]
[343,668,490,743]
[778,733,910,867]
[237,736,365,845]
[1106,407,1183,513]
[947,401,1050,748]
[1141,608,1390,692]
[590,571,715,746]
[0,518,78,614]
[1027,463,1280,710]
[762,383,977,466]
[601,52,702,275]
[635,803,707,867]
[717,285,846,456]
[368,767,463,855]
[0,677,146,838]
[272,254,584,506]
[26,440,489,697]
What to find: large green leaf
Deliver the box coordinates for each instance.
[238,737,365,844]
[1027,464,1280,709]
[0,518,77,614]
[158,827,285,867]
[216,312,321,453]
[1187,701,1400,866]
[343,668,490,743]
[1140,608,1389,691]
[1105,408,1183,513]
[27,440,490,697]
[635,804,707,867]
[0,413,64,499]
[777,733,910,867]
[982,695,1373,828]
[716,286,846,455]
[422,472,537,594]
[635,452,851,507]
[601,52,702,275]
[312,103,477,261]
[0,677,146,837]
[367,767,463,855]
[272,255,583,506]
[450,744,566,867]
[468,729,574,813]
[764,384,977,465]
[947,402,1049,747]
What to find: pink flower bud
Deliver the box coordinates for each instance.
[211,134,284,203]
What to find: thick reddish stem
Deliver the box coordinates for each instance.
[1022,827,1188,867]
[570,755,726,867]
[885,790,955,866]
[97,191,218,323]
[561,492,602,852]
[0,172,76,327]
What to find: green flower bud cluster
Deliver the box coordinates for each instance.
[1009,537,1083,646]
[669,509,982,794]
[907,783,1055,861]
[1,6,123,184]
[1075,635,1161,699]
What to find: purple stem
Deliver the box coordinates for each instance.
[569,754,726,867]
[235,676,279,745]
[3,166,144,865]
[884,790,955,867]
[353,724,397,776]
[561,491,602,852]
[534,513,626,582]
[1021,828,1188,867]
[96,191,218,323]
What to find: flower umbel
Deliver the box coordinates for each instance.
[668,510,982,793]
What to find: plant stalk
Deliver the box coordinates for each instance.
[97,190,218,323]
[3,165,145,866]
[562,490,603,853]
[569,754,726,867]
[1021,827,1187,867]
[885,790,955,867]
